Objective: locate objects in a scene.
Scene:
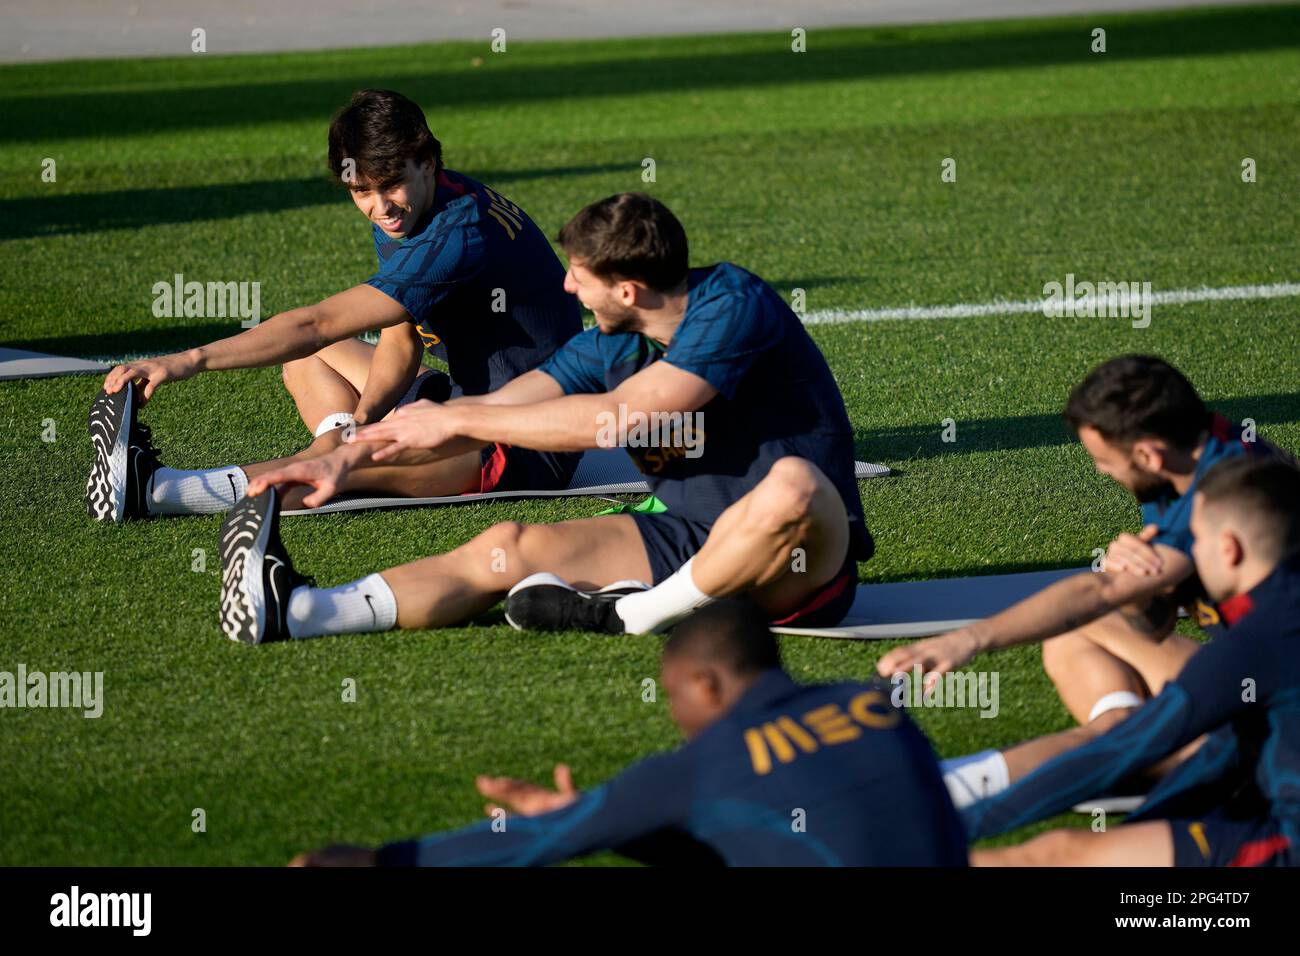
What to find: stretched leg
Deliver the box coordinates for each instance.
[972,821,1174,867]
[382,515,653,629]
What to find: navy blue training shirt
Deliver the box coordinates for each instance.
[1140,413,1292,633]
[379,671,966,866]
[365,169,582,396]
[963,554,1300,843]
[538,262,872,559]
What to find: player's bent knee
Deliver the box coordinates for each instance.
[280,355,318,393]
[1041,631,1086,685]
[750,457,823,529]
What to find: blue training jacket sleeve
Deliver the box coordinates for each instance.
[377,751,691,866]
[962,628,1270,840]
[536,327,607,396]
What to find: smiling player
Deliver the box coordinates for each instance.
[84,89,580,521]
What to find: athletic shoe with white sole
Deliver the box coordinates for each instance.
[85,383,163,522]
[504,572,650,633]
[219,487,313,645]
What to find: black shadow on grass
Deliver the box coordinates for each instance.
[862,558,1092,584]
[3,321,249,357]
[0,163,630,241]
[4,6,1297,144]
[855,393,1300,462]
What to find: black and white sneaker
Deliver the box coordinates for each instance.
[219,487,313,645]
[504,572,650,633]
[85,384,163,522]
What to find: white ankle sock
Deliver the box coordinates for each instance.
[147,465,248,515]
[314,411,355,438]
[613,557,716,634]
[1088,690,1143,723]
[940,749,1011,809]
[286,573,398,639]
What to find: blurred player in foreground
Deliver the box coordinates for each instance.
[291,599,967,867]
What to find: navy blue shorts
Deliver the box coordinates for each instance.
[397,371,579,494]
[1169,814,1298,867]
[629,511,859,628]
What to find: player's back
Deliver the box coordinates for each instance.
[681,670,967,865]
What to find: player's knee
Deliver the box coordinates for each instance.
[280,355,317,394]
[750,457,822,532]
[469,521,527,582]
[1041,632,1084,685]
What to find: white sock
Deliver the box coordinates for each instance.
[286,573,398,639]
[1088,690,1143,723]
[147,465,248,515]
[613,557,716,634]
[941,749,1011,809]
[314,411,355,438]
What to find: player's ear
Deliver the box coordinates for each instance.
[1224,528,1246,568]
[1132,439,1162,473]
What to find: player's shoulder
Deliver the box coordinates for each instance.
[687,262,769,310]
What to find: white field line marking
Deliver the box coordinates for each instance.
[75,280,1300,365]
[800,281,1300,325]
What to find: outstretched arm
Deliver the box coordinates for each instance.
[103,284,410,401]
[351,360,718,462]
[877,546,1192,680]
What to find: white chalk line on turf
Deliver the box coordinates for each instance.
[77,281,1300,365]
[799,281,1300,325]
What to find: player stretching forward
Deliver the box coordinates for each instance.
[877,356,1293,807]
[220,192,873,643]
[291,599,967,867]
[85,89,580,521]
[967,457,1300,866]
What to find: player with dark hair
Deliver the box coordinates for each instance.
[290,598,967,867]
[218,193,872,645]
[85,88,581,521]
[878,355,1294,808]
[967,456,1300,866]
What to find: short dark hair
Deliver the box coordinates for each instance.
[663,598,782,676]
[557,193,689,293]
[1063,355,1209,450]
[1197,457,1300,560]
[327,89,442,189]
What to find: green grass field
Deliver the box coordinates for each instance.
[1,4,1298,865]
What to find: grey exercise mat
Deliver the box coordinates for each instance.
[772,567,1085,639]
[283,450,890,516]
[0,348,110,380]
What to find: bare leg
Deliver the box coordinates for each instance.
[379,515,654,629]
[972,821,1175,866]
[688,457,851,617]
[1000,613,1202,782]
[280,338,379,433]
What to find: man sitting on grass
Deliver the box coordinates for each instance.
[217,192,873,645]
[877,356,1293,808]
[291,599,967,867]
[85,88,580,522]
[966,457,1300,866]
